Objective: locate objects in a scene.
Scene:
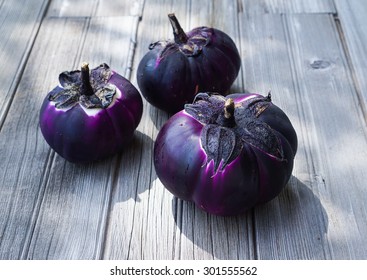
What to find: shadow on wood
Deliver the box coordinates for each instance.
[172,175,328,259]
[112,130,156,203]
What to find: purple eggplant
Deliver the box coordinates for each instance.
[137,13,241,114]
[154,92,297,216]
[39,63,143,163]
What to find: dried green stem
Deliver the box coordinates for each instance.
[224,98,235,119]
[168,13,188,44]
[80,62,94,96]
[217,98,236,128]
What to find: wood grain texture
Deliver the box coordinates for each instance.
[1,0,367,260]
[238,0,336,14]
[103,0,189,260]
[234,13,331,260]
[0,0,49,127]
[47,0,144,17]
[334,0,367,120]
[284,13,367,259]
[176,0,254,260]
[0,15,139,259]
[102,0,256,260]
[25,16,138,260]
[238,13,367,259]
[0,17,84,260]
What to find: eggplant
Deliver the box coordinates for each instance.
[137,13,241,114]
[39,63,143,163]
[154,92,297,216]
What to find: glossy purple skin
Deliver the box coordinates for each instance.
[154,93,297,216]
[137,27,241,113]
[39,72,143,163]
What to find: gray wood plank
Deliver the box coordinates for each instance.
[177,1,254,259]
[239,0,336,14]
[0,17,86,260]
[102,0,184,259]
[334,0,367,120]
[47,0,335,17]
[0,0,49,127]
[23,16,138,259]
[103,0,255,260]
[47,0,144,17]
[238,13,330,259]
[284,13,367,259]
[2,0,366,261]
[102,0,180,260]
[239,12,367,259]
[46,0,98,16]
[102,107,173,260]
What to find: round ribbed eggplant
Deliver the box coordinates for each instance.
[39,63,143,163]
[137,13,241,114]
[154,92,297,216]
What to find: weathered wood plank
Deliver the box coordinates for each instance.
[47,0,336,18]
[103,0,255,260]
[237,13,330,259]
[47,0,144,17]
[178,1,254,260]
[102,108,173,260]
[2,0,367,261]
[0,0,49,127]
[284,13,367,259]
[0,17,87,260]
[239,0,336,14]
[23,16,138,260]
[334,0,367,120]
[238,13,367,259]
[102,0,186,259]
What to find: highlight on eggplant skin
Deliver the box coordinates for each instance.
[153,92,298,216]
[137,13,241,114]
[39,63,143,163]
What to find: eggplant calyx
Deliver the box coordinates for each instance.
[185,92,284,174]
[167,13,209,57]
[148,14,209,59]
[48,63,116,110]
[201,124,241,174]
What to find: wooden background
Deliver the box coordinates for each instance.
[1,0,367,259]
